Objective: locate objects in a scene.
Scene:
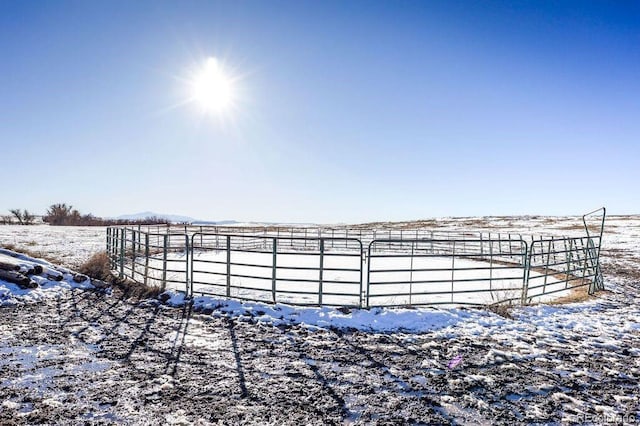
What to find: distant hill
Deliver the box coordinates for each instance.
[192,220,238,225]
[116,212,238,225]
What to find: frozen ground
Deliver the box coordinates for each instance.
[0,225,106,268]
[0,215,639,424]
[186,250,559,306]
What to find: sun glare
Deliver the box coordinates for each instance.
[190,57,236,114]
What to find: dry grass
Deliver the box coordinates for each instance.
[77,252,113,282]
[1,244,63,265]
[546,285,593,305]
[2,245,164,301]
[606,265,640,281]
[113,279,164,300]
[557,224,587,231]
[485,303,514,319]
[78,252,164,300]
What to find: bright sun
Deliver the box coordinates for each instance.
[190,57,236,114]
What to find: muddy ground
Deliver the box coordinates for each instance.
[1,273,639,425]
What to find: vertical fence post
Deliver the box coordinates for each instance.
[184,235,190,295]
[226,236,231,297]
[131,230,137,281]
[189,234,195,297]
[318,239,324,306]
[144,233,149,286]
[115,229,120,273]
[521,241,531,305]
[409,241,414,306]
[358,240,364,309]
[488,239,494,300]
[162,235,168,291]
[450,241,456,304]
[272,237,277,303]
[565,239,574,289]
[575,238,588,292]
[106,228,112,269]
[113,228,117,269]
[542,239,552,295]
[106,228,111,268]
[366,242,373,308]
[119,229,126,278]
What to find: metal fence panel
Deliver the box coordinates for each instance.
[367,238,529,307]
[190,233,363,307]
[105,207,605,309]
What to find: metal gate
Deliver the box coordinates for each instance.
[366,238,529,307]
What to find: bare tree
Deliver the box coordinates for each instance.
[9,209,24,225]
[41,203,170,226]
[22,210,35,225]
[44,203,74,225]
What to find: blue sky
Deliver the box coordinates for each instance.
[1,1,638,223]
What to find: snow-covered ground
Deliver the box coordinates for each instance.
[0,249,96,306]
[186,250,563,307]
[0,225,106,268]
[0,215,639,424]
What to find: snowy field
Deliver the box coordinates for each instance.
[0,224,106,267]
[1,215,639,424]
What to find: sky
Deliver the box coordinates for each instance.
[1,1,638,223]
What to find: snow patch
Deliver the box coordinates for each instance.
[161,290,486,333]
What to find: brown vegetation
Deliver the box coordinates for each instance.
[8,209,36,225]
[1,244,62,265]
[547,285,594,305]
[43,203,169,226]
[78,252,163,300]
[485,302,514,319]
[77,252,113,282]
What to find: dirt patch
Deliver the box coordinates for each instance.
[1,284,639,424]
[545,284,593,305]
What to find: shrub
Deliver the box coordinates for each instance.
[78,251,163,299]
[43,202,170,226]
[78,252,113,282]
[7,209,35,225]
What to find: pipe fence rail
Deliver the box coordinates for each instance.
[189,234,363,307]
[367,238,529,307]
[106,208,606,308]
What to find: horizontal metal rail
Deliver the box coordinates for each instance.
[105,209,606,308]
[189,233,363,307]
[367,238,529,307]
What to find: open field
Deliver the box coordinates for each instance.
[1,215,639,424]
[0,225,106,268]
